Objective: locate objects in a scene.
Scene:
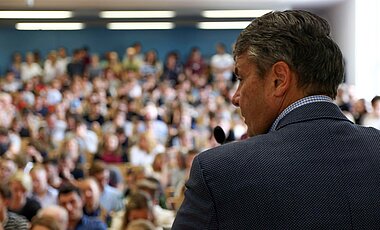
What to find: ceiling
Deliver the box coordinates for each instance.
[0,0,345,28]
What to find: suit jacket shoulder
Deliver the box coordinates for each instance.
[174,102,380,229]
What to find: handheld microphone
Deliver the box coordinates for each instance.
[213,126,226,145]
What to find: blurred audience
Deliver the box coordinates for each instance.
[30,215,60,230]
[362,95,380,129]
[37,205,69,230]
[57,184,107,230]
[89,161,124,213]
[0,184,29,230]
[30,164,58,207]
[0,43,378,230]
[8,170,41,221]
[77,177,111,226]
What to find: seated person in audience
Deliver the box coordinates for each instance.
[352,98,368,125]
[168,149,198,211]
[0,184,29,230]
[67,117,98,156]
[210,42,234,82]
[124,166,146,198]
[112,191,156,230]
[58,153,84,185]
[168,150,186,191]
[126,219,157,230]
[161,51,183,87]
[37,205,69,230]
[94,133,128,163]
[82,92,106,127]
[58,184,107,230]
[20,51,42,83]
[29,127,52,157]
[122,47,142,73]
[136,178,175,228]
[129,131,164,169]
[30,215,60,230]
[77,178,111,226]
[43,158,63,189]
[1,70,22,93]
[30,164,58,208]
[25,141,47,164]
[137,177,166,209]
[8,170,41,221]
[173,149,198,193]
[151,153,169,189]
[0,157,17,187]
[89,161,124,213]
[67,49,85,78]
[58,137,86,169]
[140,50,162,78]
[0,93,17,131]
[108,165,125,192]
[86,54,103,80]
[0,127,19,159]
[362,95,380,129]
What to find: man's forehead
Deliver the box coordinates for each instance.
[234,54,251,73]
[59,192,79,200]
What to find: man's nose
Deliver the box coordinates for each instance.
[231,91,240,107]
[64,203,73,212]
[85,190,92,198]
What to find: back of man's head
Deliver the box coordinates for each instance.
[234,10,344,99]
[37,205,69,230]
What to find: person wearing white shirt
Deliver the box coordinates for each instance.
[362,95,380,129]
[20,52,42,82]
[210,43,234,81]
[43,51,60,83]
[30,165,58,208]
[129,132,165,168]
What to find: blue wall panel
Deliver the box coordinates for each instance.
[0,28,240,74]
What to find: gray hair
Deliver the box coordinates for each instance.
[37,205,69,230]
[234,10,344,98]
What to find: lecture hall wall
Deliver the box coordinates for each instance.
[0,27,240,75]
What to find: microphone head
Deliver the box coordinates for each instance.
[213,125,226,145]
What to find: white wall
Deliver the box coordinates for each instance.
[354,0,380,100]
[320,0,356,89]
[322,0,380,100]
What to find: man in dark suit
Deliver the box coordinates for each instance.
[172,10,380,229]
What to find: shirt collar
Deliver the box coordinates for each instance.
[270,95,333,132]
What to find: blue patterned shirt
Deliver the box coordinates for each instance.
[270,95,333,132]
[75,215,107,230]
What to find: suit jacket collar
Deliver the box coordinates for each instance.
[274,101,352,131]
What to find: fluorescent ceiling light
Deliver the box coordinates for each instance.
[202,10,271,18]
[197,21,251,30]
[0,11,72,19]
[16,23,84,30]
[107,22,174,30]
[100,11,176,18]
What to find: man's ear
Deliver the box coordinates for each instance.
[271,61,292,97]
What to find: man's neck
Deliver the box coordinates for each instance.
[10,197,26,211]
[36,188,48,197]
[68,217,81,230]
[84,205,98,214]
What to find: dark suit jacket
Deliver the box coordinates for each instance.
[172,102,380,229]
